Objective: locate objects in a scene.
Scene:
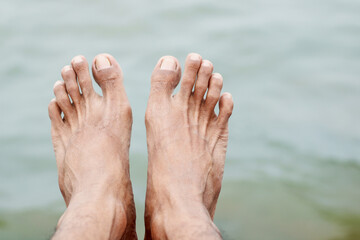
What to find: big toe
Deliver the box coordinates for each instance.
[92,54,128,101]
[150,56,181,98]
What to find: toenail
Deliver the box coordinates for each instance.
[54,81,63,88]
[73,56,83,64]
[95,55,111,70]
[189,53,201,61]
[212,73,222,79]
[160,57,176,71]
[223,93,232,99]
[63,65,72,72]
[202,61,211,67]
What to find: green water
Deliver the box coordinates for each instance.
[1,0,360,239]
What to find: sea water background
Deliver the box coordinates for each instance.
[0,0,359,239]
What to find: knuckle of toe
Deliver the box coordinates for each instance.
[103,73,120,83]
[66,85,78,94]
[151,72,165,83]
[187,60,201,70]
[207,93,219,101]
[65,81,79,93]
[78,77,90,86]
[226,110,233,118]
[153,70,173,81]
[57,94,69,103]
[200,67,212,75]
[152,72,178,89]
[72,61,87,71]
[196,82,208,90]
[182,77,195,87]
[74,64,87,71]
[216,80,223,88]
[211,79,223,89]
[227,105,234,115]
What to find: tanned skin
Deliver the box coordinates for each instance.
[49,54,136,240]
[144,53,233,240]
[48,53,233,240]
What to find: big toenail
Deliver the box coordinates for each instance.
[95,55,111,70]
[160,57,176,70]
[73,56,83,64]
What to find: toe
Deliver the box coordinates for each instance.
[193,60,213,104]
[217,93,234,127]
[178,53,202,99]
[61,65,81,107]
[71,55,95,98]
[48,98,63,127]
[91,54,128,101]
[53,81,77,126]
[150,56,181,98]
[204,73,223,115]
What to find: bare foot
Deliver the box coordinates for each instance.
[48,54,137,240]
[144,53,233,239]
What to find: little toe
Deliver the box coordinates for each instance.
[71,55,95,98]
[217,93,234,127]
[91,54,128,101]
[149,56,181,99]
[61,65,81,107]
[204,73,223,115]
[178,53,202,99]
[53,81,77,126]
[48,98,63,128]
[193,60,213,105]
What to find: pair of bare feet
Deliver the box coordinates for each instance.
[48,53,233,240]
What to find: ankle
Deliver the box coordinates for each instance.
[147,198,221,240]
[55,193,127,240]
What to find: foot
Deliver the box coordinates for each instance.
[48,54,137,240]
[144,53,233,239]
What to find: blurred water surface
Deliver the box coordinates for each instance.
[0,0,359,239]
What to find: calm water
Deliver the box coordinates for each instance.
[0,0,360,239]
